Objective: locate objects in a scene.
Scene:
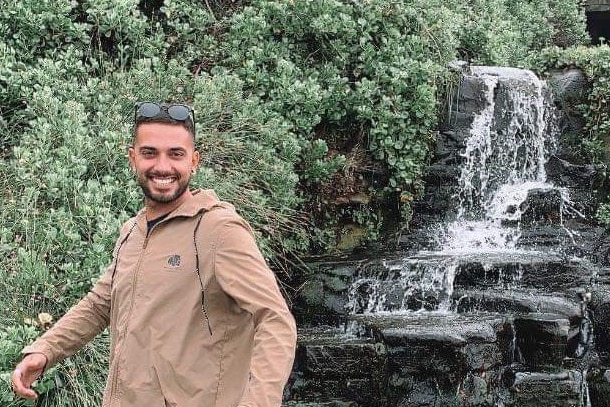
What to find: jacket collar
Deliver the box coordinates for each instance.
[170,189,222,217]
[134,189,222,231]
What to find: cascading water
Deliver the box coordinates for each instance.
[290,65,599,407]
[438,67,558,252]
[347,66,577,315]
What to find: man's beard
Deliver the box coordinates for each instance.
[137,171,190,204]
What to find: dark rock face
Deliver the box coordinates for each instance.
[587,8,610,45]
[513,313,570,368]
[546,155,603,190]
[292,340,384,405]
[284,64,610,406]
[508,370,585,407]
[588,367,610,407]
[519,188,564,225]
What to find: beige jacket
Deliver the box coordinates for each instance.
[23,189,297,407]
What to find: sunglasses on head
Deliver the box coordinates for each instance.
[135,102,196,134]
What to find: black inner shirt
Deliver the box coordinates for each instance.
[147,213,170,235]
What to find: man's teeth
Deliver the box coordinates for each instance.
[152,177,175,185]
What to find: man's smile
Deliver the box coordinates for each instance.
[151,176,177,185]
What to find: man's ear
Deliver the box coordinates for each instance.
[128,146,136,170]
[191,150,200,170]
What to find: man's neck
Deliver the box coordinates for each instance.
[145,192,191,220]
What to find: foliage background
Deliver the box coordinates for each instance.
[0,0,605,405]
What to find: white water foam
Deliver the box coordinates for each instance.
[439,68,563,252]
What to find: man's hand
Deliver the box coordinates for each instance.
[11,353,47,400]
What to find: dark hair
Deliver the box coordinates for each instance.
[134,116,196,139]
[133,102,196,140]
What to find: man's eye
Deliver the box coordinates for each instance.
[141,151,155,157]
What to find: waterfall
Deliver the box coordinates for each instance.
[348,66,572,315]
[437,66,558,252]
[298,65,599,407]
[296,66,600,407]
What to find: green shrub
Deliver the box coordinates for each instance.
[454,0,588,66]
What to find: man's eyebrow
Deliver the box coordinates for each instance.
[138,146,189,154]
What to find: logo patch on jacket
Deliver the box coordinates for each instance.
[167,254,181,268]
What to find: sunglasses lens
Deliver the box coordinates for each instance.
[167,105,191,121]
[135,102,194,135]
[137,102,161,118]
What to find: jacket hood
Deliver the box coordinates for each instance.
[172,189,224,217]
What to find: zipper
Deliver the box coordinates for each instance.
[109,231,149,403]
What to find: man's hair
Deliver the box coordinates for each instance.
[134,115,196,140]
[133,102,196,140]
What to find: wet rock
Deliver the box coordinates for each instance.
[505,369,585,407]
[296,340,383,379]
[411,184,459,222]
[370,316,505,373]
[546,68,590,163]
[519,188,563,225]
[516,225,575,249]
[545,155,604,189]
[388,375,461,407]
[361,315,509,406]
[335,224,368,252]
[514,313,570,368]
[593,230,610,267]
[451,255,593,292]
[587,367,610,407]
[288,328,385,406]
[454,289,582,323]
[294,260,361,325]
[283,401,359,407]
[590,288,610,364]
[460,373,495,406]
[519,259,594,291]
[547,68,589,105]
[446,75,490,126]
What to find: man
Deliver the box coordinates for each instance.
[11,102,298,407]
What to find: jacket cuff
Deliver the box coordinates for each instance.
[21,344,55,371]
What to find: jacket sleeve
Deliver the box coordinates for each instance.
[214,216,297,407]
[20,219,134,368]
[21,268,112,368]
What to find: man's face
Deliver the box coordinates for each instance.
[128,122,199,207]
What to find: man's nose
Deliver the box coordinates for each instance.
[153,154,173,172]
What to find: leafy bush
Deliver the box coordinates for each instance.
[219,0,459,192]
[454,0,588,66]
